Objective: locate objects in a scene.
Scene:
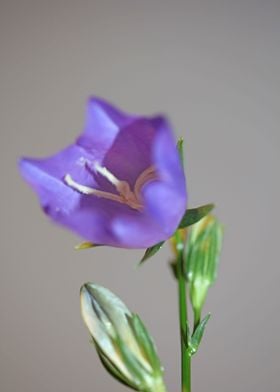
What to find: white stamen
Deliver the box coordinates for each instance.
[64,164,158,211]
[95,165,120,186]
[64,174,125,203]
[64,174,96,195]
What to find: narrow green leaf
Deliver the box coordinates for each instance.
[139,241,165,264]
[113,335,147,387]
[127,314,161,371]
[179,204,215,229]
[189,314,211,355]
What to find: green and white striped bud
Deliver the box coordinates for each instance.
[80,283,167,392]
[184,215,223,326]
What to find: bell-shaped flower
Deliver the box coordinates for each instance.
[19,97,187,248]
[80,283,167,392]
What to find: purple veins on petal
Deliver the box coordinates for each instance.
[19,97,187,248]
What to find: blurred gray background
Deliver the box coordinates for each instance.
[0,0,279,391]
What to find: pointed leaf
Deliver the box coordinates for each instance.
[139,241,165,264]
[189,314,211,355]
[179,204,215,229]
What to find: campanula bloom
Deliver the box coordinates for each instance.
[19,97,187,248]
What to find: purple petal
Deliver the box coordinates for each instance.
[103,118,157,187]
[19,146,118,245]
[111,213,165,248]
[77,97,137,156]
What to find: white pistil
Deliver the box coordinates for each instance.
[64,165,158,211]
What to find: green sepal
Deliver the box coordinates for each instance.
[93,329,144,391]
[176,137,184,166]
[127,314,162,372]
[75,241,101,250]
[112,335,148,388]
[139,241,165,264]
[188,314,211,356]
[95,341,139,390]
[179,204,215,229]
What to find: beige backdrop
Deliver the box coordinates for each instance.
[1,1,279,391]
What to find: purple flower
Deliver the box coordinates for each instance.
[19,97,187,248]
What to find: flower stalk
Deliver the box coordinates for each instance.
[178,256,191,392]
[174,230,191,392]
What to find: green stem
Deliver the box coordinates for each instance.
[176,237,191,392]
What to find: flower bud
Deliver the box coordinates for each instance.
[80,283,167,392]
[184,215,223,324]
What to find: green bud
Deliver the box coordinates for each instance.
[184,215,223,325]
[80,283,167,392]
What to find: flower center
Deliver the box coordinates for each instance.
[64,164,157,211]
